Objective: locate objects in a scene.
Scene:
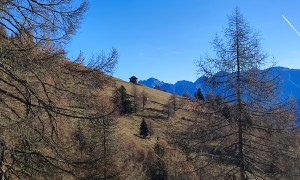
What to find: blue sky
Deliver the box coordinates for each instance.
[67,0,300,83]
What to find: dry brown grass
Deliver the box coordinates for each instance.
[0,55,199,179]
[115,78,171,104]
[107,78,199,179]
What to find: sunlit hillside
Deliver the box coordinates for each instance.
[2,1,300,179]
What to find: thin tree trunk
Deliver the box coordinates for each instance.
[0,140,5,180]
[236,14,246,180]
[103,118,108,180]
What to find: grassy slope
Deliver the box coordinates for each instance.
[110,78,198,179]
[115,77,171,143]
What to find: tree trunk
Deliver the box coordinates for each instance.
[236,14,246,180]
[0,140,5,180]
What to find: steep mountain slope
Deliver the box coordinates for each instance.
[140,67,300,101]
[138,78,164,88]
[112,78,198,179]
[271,67,300,100]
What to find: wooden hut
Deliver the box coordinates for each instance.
[129,76,138,84]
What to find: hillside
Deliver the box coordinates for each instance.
[0,43,298,179]
[0,48,199,179]
[1,53,299,179]
[114,75,300,179]
[0,25,198,178]
[110,78,199,179]
[3,1,300,179]
[3,1,300,178]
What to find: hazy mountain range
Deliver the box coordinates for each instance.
[139,67,300,104]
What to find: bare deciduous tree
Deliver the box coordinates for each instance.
[0,0,88,46]
[165,94,177,118]
[141,90,149,111]
[0,1,121,178]
[132,84,140,113]
[0,34,119,178]
[173,8,299,180]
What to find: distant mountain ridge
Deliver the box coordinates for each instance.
[139,67,300,102]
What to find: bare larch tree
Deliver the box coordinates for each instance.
[172,8,299,180]
[0,0,120,179]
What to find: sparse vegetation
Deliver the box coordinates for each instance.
[146,139,168,180]
[113,85,133,115]
[174,7,300,180]
[194,88,205,101]
[139,119,149,138]
[0,2,299,180]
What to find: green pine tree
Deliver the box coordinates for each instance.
[194,88,205,101]
[139,119,149,138]
[113,85,133,115]
[154,140,165,158]
[148,140,167,180]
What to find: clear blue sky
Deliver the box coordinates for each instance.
[67,0,300,83]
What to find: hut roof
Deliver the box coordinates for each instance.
[130,76,138,79]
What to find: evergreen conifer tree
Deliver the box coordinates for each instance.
[148,140,167,180]
[139,119,149,138]
[113,85,133,115]
[194,88,205,101]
